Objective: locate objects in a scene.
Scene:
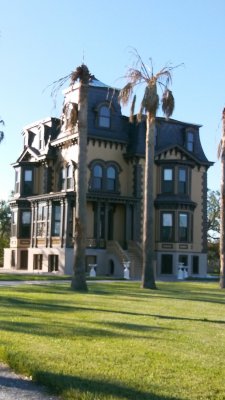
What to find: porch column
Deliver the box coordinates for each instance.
[48,200,52,247]
[30,202,35,248]
[33,202,38,248]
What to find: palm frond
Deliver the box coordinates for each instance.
[0,131,4,143]
[0,118,4,143]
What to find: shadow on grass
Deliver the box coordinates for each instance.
[34,370,178,400]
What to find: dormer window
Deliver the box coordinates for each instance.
[98,105,110,128]
[186,131,194,152]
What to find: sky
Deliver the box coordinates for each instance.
[0,0,225,200]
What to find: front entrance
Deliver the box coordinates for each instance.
[94,203,115,241]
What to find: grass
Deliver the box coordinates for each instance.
[0,272,71,281]
[0,280,225,399]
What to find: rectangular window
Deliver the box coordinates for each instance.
[48,255,59,272]
[161,212,174,242]
[161,254,173,274]
[162,168,173,193]
[20,210,31,238]
[179,213,188,242]
[23,168,33,195]
[178,168,187,194]
[52,204,61,236]
[179,254,188,266]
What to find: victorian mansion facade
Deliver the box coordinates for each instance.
[3,76,213,278]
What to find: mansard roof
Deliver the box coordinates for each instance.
[126,116,213,167]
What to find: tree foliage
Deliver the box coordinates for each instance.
[0,200,11,266]
[0,118,4,143]
[207,189,220,241]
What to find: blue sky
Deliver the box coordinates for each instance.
[0,0,225,199]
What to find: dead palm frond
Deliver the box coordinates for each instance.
[118,82,134,106]
[129,95,136,123]
[45,64,93,108]
[162,89,175,119]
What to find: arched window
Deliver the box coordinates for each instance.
[106,166,116,191]
[99,105,110,128]
[93,165,103,189]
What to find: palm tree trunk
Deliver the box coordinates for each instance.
[141,113,157,289]
[220,108,225,289]
[71,83,88,292]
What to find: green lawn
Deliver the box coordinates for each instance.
[0,280,225,400]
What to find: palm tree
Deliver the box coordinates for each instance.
[0,118,4,143]
[51,64,91,292]
[118,50,176,289]
[218,107,225,289]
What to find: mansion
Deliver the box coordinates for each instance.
[3,74,213,278]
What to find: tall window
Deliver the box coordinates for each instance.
[161,254,173,274]
[66,164,73,189]
[37,204,47,236]
[15,168,20,194]
[178,168,187,194]
[20,210,31,238]
[59,168,66,190]
[99,106,110,128]
[93,165,103,189]
[162,168,173,193]
[23,168,33,195]
[48,255,59,272]
[161,212,174,242]
[52,204,61,236]
[179,213,188,242]
[192,256,199,274]
[106,166,116,191]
